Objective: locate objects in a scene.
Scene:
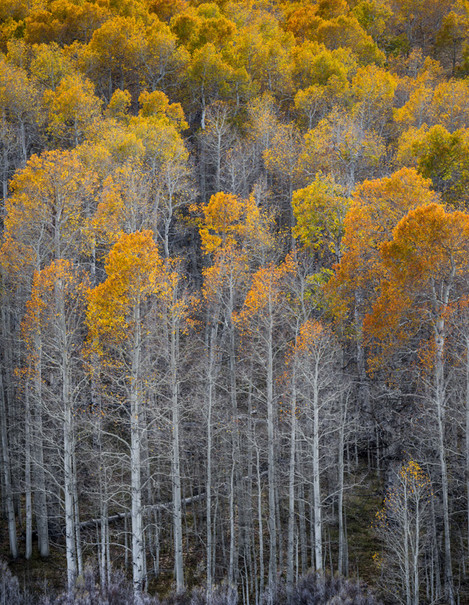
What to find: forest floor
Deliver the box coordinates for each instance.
[345,468,383,587]
[0,465,385,601]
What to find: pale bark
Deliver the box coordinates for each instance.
[266,317,277,586]
[337,393,348,576]
[206,344,214,596]
[435,316,454,605]
[311,357,322,572]
[0,367,17,558]
[256,444,264,596]
[297,469,307,574]
[130,306,145,594]
[57,280,77,593]
[354,289,370,415]
[77,493,206,531]
[73,455,82,577]
[414,500,420,605]
[229,456,236,585]
[466,337,469,559]
[63,392,77,592]
[33,337,49,558]
[25,382,33,560]
[286,356,297,597]
[403,484,410,605]
[228,281,239,586]
[171,311,184,592]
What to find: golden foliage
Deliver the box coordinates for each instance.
[292,173,350,262]
[195,191,273,256]
[235,255,297,331]
[87,230,165,343]
[365,202,469,365]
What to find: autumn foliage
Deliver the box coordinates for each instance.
[2,0,469,603]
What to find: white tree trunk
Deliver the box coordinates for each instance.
[354,289,370,415]
[64,394,77,592]
[206,321,217,595]
[0,367,17,558]
[229,456,236,585]
[413,500,420,605]
[228,301,239,586]
[435,318,454,605]
[130,308,145,594]
[287,358,297,597]
[171,315,184,592]
[466,336,469,560]
[337,393,348,576]
[256,444,264,596]
[312,359,322,572]
[403,484,411,605]
[73,454,82,577]
[58,283,77,593]
[25,381,33,559]
[33,335,49,558]
[266,319,277,586]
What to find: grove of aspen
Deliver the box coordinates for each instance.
[1,1,469,604]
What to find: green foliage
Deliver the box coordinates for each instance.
[292,173,350,263]
[398,124,469,206]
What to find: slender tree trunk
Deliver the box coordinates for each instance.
[266,319,277,586]
[206,321,217,596]
[201,93,206,130]
[312,360,322,572]
[100,487,108,591]
[338,393,347,576]
[25,381,33,559]
[171,314,184,592]
[58,283,77,593]
[73,455,82,577]
[256,444,264,596]
[244,367,255,602]
[19,118,27,164]
[414,500,420,605]
[64,389,77,592]
[287,357,297,598]
[466,337,469,559]
[33,335,49,558]
[1,109,9,200]
[430,495,442,601]
[130,307,145,594]
[0,366,17,558]
[403,484,411,605]
[354,289,370,415]
[229,456,236,585]
[228,302,239,586]
[164,216,171,259]
[435,318,454,605]
[297,464,307,573]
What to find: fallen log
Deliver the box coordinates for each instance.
[78,492,206,531]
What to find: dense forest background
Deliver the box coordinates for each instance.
[1,0,469,603]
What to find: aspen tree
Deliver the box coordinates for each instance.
[201,246,249,590]
[294,320,343,573]
[292,173,350,264]
[88,230,190,594]
[5,149,98,268]
[196,190,272,587]
[88,231,166,594]
[235,257,296,587]
[43,74,103,147]
[374,461,433,605]
[366,203,469,605]
[23,260,88,592]
[327,168,439,417]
